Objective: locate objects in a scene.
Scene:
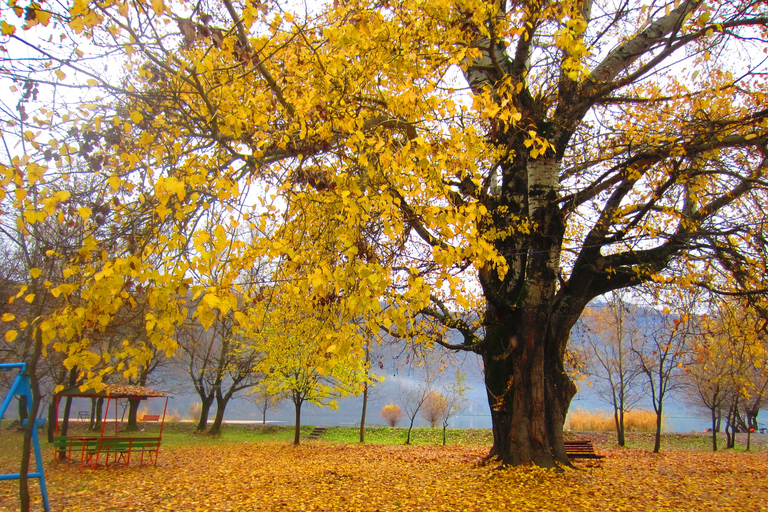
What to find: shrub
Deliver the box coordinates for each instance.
[381,403,404,427]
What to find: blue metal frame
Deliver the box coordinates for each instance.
[0,363,51,512]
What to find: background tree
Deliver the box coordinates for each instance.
[683,330,731,452]
[400,380,434,445]
[573,292,643,446]
[248,384,286,425]
[439,370,469,445]
[633,292,699,453]
[420,390,447,429]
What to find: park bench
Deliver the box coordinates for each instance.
[96,437,162,467]
[141,414,161,422]
[564,440,604,460]
[52,436,99,466]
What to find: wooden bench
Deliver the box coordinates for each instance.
[96,437,161,467]
[52,436,99,466]
[565,440,604,459]
[141,414,161,422]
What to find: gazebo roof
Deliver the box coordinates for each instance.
[57,385,169,399]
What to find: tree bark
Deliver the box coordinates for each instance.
[293,399,303,445]
[359,381,368,444]
[711,408,718,452]
[653,403,663,453]
[481,314,576,467]
[46,402,55,443]
[61,396,73,436]
[196,396,214,432]
[208,392,232,436]
[19,329,43,512]
[614,407,626,447]
[125,398,141,432]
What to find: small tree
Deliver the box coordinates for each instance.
[249,384,287,425]
[420,391,447,428]
[633,291,698,453]
[400,381,433,445]
[574,292,643,447]
[440,370,469,445]
[381,403,404,427]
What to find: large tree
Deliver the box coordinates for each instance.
[2,0,768,475]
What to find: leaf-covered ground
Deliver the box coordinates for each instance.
[2,434,767,511]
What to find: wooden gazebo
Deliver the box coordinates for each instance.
[54,385,169,468]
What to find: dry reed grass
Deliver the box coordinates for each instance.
[566,408,660,432]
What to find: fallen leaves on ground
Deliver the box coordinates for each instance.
[2,442,767,511]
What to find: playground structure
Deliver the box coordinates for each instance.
[54,384,169,468]
[0,362,50,512]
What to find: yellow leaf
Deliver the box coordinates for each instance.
[36,8,52,26]
[5,331,18,342]
[2,313,15,322]
[78,206,93,219]
[130,111,144,123]
[1,21,16,35]
[56,69,66,80]
[87,78,98,87]
[24,294,35,303]
[30,267,42,278]
[152,0,164,16]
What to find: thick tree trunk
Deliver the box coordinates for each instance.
[208,394,231,436]
[17,395,28,423]
[482,313,576,468]
[196,396,214,432]
[125,398,141,432]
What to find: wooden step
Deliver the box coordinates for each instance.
[308,427,327,439]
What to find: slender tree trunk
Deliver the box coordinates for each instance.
[88,398,96,430]
[405,415,416,445]
[19,329,43,512]
[653,402,663,454]
[613,407,626,447]
[261,399,267,424]
[442,422,447,446]
[359,381,368,444]
[60,367,77,437]
[46,402,55,443]
[711,407,718,452]
[293,399,303,445]
[61,397,73,436]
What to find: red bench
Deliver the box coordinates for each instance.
[141,414,160,422]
